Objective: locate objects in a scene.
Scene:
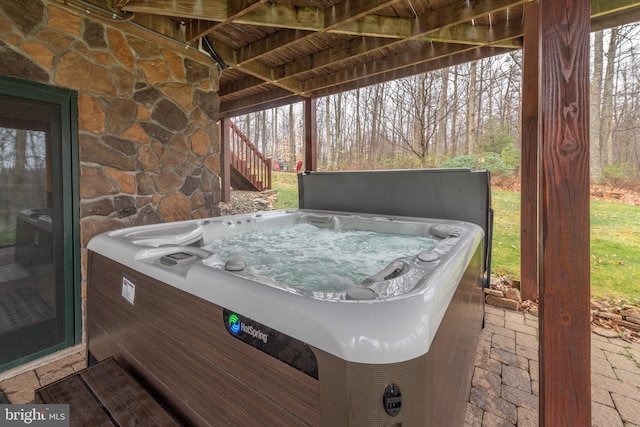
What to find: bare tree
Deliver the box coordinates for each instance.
[467,61,478,155]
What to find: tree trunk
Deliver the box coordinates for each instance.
[288,104,296,171]
[467,61,477,155]
[591,31,604,179]
[436,67,450,164]
[602,27,618,167]
[450,66,459,158]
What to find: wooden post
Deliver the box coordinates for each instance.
[539,0,591,425]
[520,2,539,301]
[304,98,317,171]
[220,118,231,203]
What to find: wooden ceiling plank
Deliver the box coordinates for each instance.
[591,4,640,31]
[425,22,523,48]
[222,94,306,118]
[299,41,504,94]
[275,18,522,82]
[591,0,640,17]
[257,1,526,85]
[330,15,413,38]
[220,88,303,116]
[218,76,267,97]
[322,0,404,29]
[413,0,530,34]
[121,0,228,20]
[234,4,324,31]
[188,0,269,41]
[215,39,303,94]
[235,29,313,65]
[279,36,399,79]
[308,47,513,99]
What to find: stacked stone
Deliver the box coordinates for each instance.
[0,0,222,251]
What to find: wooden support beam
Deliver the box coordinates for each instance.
[520,1,539,301]
[220,118,231,203]
[303,98,317,172]
[539,0,591,425]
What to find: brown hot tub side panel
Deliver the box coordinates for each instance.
[312,245,483,426]
[86,252,321,427]
[87,243,483,427]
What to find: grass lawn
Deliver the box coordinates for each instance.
[0,233,15,247]
[271,171,640,304]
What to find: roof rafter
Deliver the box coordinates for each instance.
[84,0,639,117]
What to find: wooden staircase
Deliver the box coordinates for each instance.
[226,120,272,191]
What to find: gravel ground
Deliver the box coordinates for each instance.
[218,190,277,216]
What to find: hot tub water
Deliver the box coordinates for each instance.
[206,223,438,292]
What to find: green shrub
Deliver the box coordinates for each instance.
[600,163,639,189]
[500,142,521,171]
[440,152,516,177]
[440,154,478,169]
[478,117,516,154]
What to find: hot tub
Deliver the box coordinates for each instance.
[86,169,490,426]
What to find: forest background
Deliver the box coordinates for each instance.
[234,23,640,189]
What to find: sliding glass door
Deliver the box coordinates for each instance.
[0,77,79,370]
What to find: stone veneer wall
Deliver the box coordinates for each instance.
[0,1,221,313]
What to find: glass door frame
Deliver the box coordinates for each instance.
[0,76,80,370]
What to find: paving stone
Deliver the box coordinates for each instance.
[524,313,538,327]
[485,312,505,327]
[484,323,515,339]
[490,348,529,371]
[492,334,516,353]
[516,344,538,361]
[504,310,526,325]
[592,385,614,407]
[476,334,492,357]
[502,365,531,393]
[593,326,623,338]
[529,360,539,382]
[481,411,515,427]
[612,393,640,425]
[36,365,74,387]
[0,371,39,404]
[465,401,483,427]
[507,323,538,340]
[473,367,502,399]
[592,354,617,378]
[592,346,608,360]
[515,330,538,348]
[516,406,538,427]
[470,387,517,424]
[593,338,628,354]
[592,401,624,427]
[614,367,640,388]
[592,373,640,397]
[627,344,640,363]
[592,333,613,343]
[475,352,503,375]
[501,384,538,411]
[35,352,85,386]
[607,352,640,374]
[72,360,87,372]
[485,305,507,316]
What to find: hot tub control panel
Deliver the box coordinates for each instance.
[383,383,402,417]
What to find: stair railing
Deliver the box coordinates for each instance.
[227,120,272,191]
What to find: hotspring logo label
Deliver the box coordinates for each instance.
[228,313,268,344]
